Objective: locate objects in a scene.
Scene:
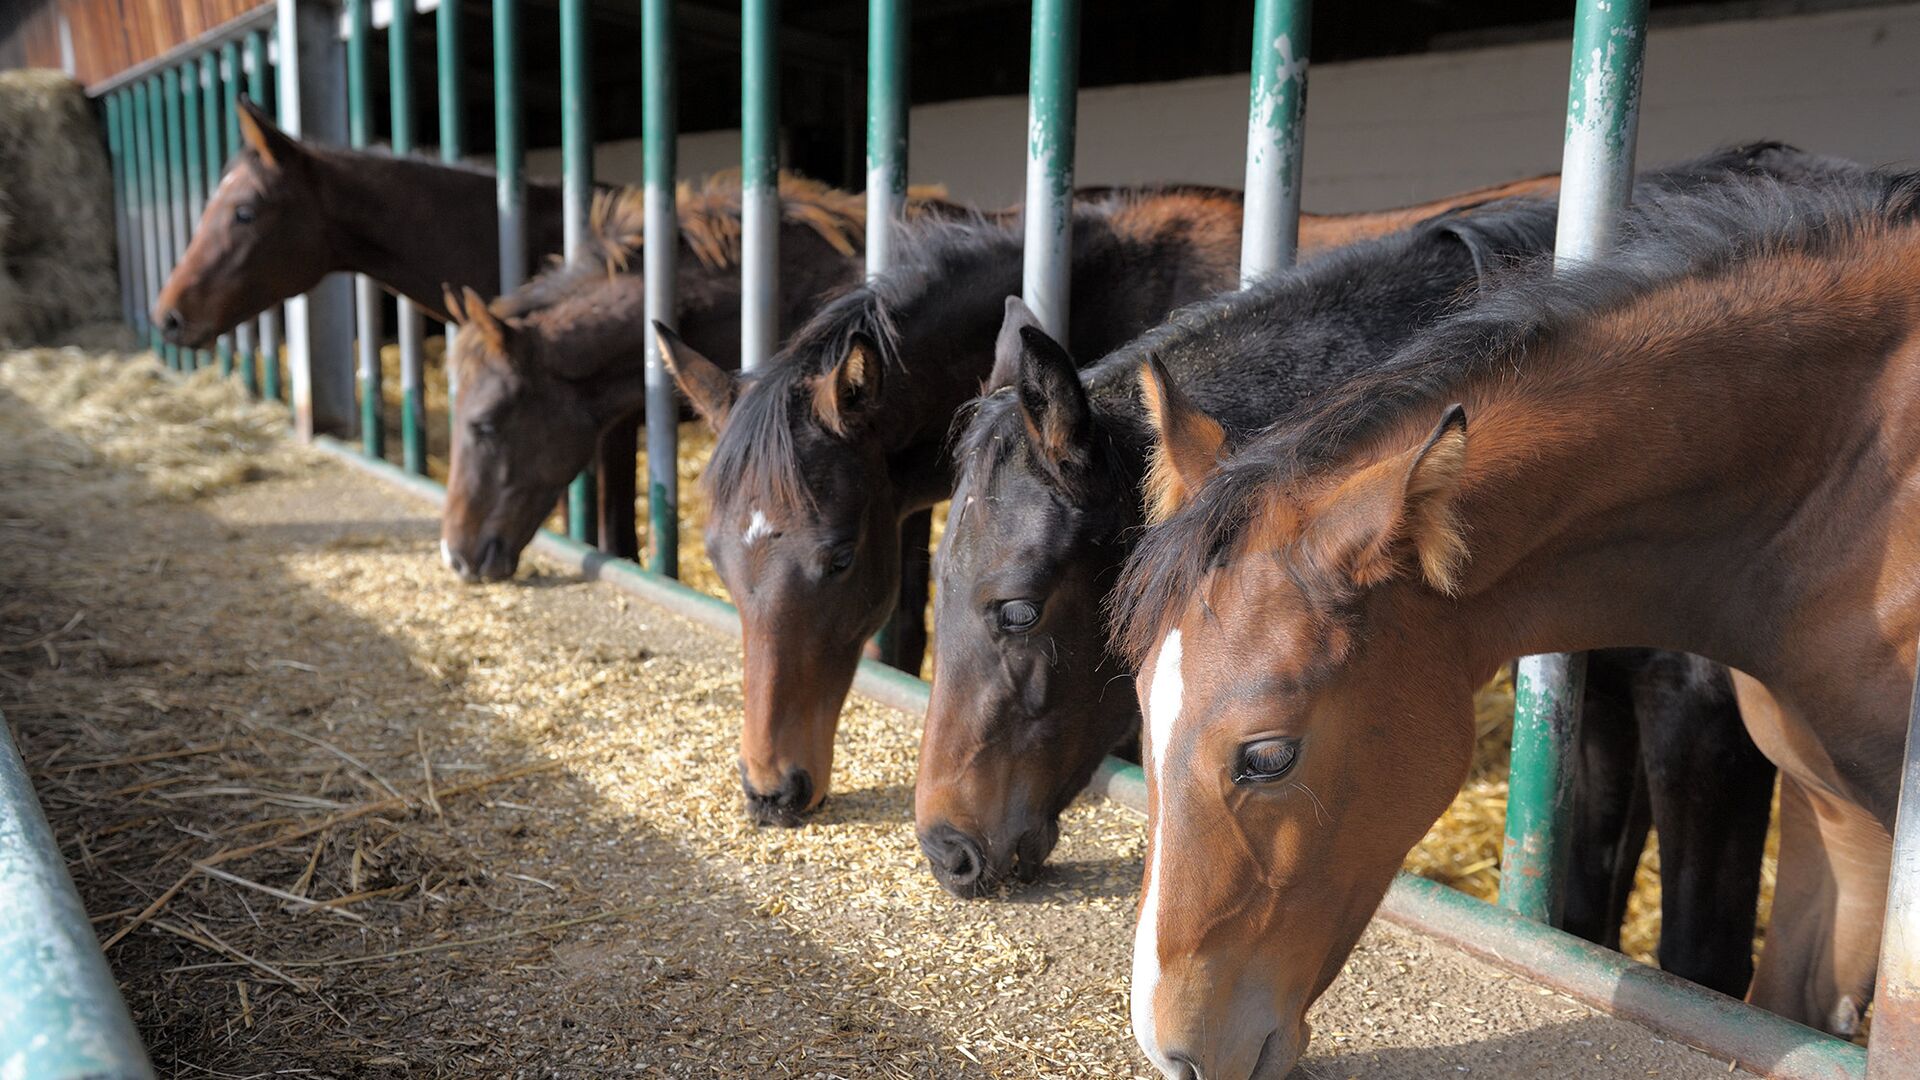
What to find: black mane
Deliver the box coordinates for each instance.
[1113,161,1920,664]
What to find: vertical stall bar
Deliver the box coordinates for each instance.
[642,0,678,578]
[164,67,190,368]
[1872,645,1920,1075]
[864,0,908,279]
[740,0,779,371]
[1021,0,1078,339]
[1500,0,1646,926]
[147,76,175,367]
[114,90,144,334]
[393,0,426,475]
[201,53,234,377]
[347,0,384,459]
[249,27,284,404]
[495,0,526,292]
[560,0,597,542]
[1238,0,1309,285]
[104,94,134,328]
[133,81,161,354]
[437,0,464,411]
[165,70,191,365]
[180,61,206,370]
[224,42,258,395]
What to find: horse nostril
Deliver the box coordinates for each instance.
[1164,1052,1201,1080]
[742,767,815,827]
[157,309,185,344]
[919,825,988,894]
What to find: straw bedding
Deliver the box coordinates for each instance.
[0,71,118,345]
[0,346,1771,1076]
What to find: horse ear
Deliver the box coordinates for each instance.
[1305,404,1471,594]
[1140,356,1226,523]
[236,96,296,169]
[654,321,738,430]
[460,286,512,358]
[441,284,464,326]
[988,296,1043,392]
[811,333,882,437]
[1013,325,1092,489]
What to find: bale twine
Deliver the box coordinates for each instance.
[0,70,118,345]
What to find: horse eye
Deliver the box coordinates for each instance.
[1232,738,1300,785]
[996,599,1040,633]
[470,419,498,441]
[234,204,256,224]
[826,543,856,575]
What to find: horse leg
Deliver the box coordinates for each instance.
[1559,649,1648,952]
[1748,773,1888,1034]
[1630,652,1772,999]
[595,413,641,560]
[871,509,932,674]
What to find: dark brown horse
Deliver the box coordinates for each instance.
[1113,171,1920,1076]
[438,175,894,581]
[152,98,571,347]
[655,177,1588,828]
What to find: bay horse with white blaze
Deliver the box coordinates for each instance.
[656,176,1567,827]
[152,98,575,346]
[1114,172,1920,1077]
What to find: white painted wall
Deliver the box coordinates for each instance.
[525,3,1920,214]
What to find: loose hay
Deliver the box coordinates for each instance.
[0,71,118,344]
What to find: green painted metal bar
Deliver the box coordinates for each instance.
[0,709,156,1080]
[180,60,208,370]
[132,82,161,354]
[1873,643,1920,1076]
[560,0,596,541]
[164,67,192,369]
[347,0,384,459]
[437,0,464,413]
[201,53,235,378]
[1238,0,1309,285]
[740,0,779,371]
[864,0,908,279]
[642,0,679,578]
[247,29,282,403]
[1020,0,1077,340]
[105,93,137,330]
[223,42,258,396]
[1499,0,1647,927]
[147,75,175,367]
[393,0,426,475]
[494,0,527,292]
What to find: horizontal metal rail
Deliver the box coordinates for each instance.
[310,435,1861,1079]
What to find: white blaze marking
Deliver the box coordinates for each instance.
[742,509,773,547]
[1132,628,1183,1076]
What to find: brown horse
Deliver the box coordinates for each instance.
[1112,172,1920,1077]
[152,98,571,347]
[438,174,896,581]
[655,176,1577,828]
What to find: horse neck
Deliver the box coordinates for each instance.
[1439,288,1914,684]
[307,148,521,311]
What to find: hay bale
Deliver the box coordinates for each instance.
[0,70,118,345]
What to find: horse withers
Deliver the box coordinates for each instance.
[1113,171,1920,1076]
[151,98,571,348]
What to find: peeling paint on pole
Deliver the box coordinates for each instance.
[1021,0,1078,339]
[1500,653,1587,922]
[642,0,679,579]
[1239,0,1309,285]
[865,0,909,280]
[1554,0,1646,267]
